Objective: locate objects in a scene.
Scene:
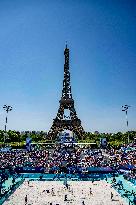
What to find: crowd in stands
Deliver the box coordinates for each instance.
[0,142,135,176]
[105,143,136,184]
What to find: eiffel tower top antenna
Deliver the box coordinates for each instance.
[65,41,67,48]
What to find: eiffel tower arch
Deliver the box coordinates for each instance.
[47,45,85,140]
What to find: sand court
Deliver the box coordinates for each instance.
[3,180,128,205]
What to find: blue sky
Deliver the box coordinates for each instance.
[0,0,136,133]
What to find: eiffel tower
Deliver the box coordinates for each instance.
[48,45,85,140]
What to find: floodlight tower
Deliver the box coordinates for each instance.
[122,105,131,144]
[3,105,12,143]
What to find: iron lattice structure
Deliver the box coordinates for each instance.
[48,45,85,140]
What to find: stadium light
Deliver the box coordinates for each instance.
[122,105,130,144]
[3,105,12,143]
